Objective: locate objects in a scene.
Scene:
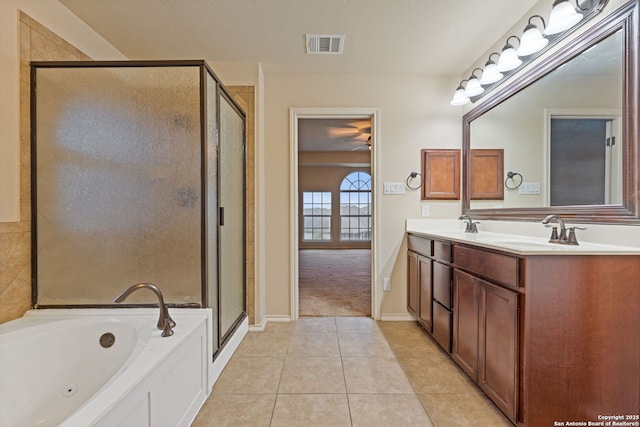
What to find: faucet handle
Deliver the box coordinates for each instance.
[566,226,587,245]
[545,225,559,242]
[469,221,480,233]
[161,319,175,337]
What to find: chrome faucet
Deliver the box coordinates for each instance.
[113,283,176,337]
[458,214,479,233]
[541,215,586,245]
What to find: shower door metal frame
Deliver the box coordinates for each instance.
[30,60,247,356]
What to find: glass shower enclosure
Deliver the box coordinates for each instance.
[30,60,246,355]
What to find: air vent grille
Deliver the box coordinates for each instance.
[306,34,345,54]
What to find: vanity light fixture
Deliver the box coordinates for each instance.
[450,80,470,106]
[479,52,504,85]
[544,0,584,35]
[448,0,607,107]
[464,68,485,97]
[517,15,549,56]
[496,36,523,72]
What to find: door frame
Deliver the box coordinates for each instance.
[289,107,380,320]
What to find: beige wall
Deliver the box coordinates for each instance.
[262,72,462,320]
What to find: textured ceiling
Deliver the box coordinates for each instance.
[58,0,539,75]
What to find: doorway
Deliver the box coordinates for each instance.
[289,108,379,320]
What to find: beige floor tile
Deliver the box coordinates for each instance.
[338,332,394,357]
[200,319,515,426]
[384,332,447,358]
[419,392,513,427]
[278,357,346,393]
[234,331,291,358]
[335,316,380,334]
[263,321,294,334]
[348,394,434,427]
[342,357,414,393]
[213,357,284,395]
[376,320,425,335]
[400,356,479,394]
[191,394,275,427]
[287,333,341,357]
[271,394,351,427]
[292,317,337,334]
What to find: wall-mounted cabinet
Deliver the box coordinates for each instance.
[31,60,246,356]
[421,149,460,200]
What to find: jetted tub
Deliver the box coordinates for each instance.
[0,308,213,427]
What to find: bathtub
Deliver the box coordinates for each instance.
[0,308,214,427]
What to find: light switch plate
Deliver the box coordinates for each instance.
[519,182,541,195]
[421,204,430,217]
[383,182,405,195]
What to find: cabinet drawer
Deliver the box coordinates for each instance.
[408,234,432,257]
[454,245,519,287]
[433,301,452,353]
[434,241,452,263]
[433,262,451,308]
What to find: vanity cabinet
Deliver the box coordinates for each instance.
[431,242,453,352]
[407,236,433,332]
[452,268,518,422]
[407,235,452,350]
[407,232,640,426]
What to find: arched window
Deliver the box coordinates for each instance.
[340,171,371,241]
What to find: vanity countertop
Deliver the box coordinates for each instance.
[406,225,640,256]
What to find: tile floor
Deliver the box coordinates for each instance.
[192,317,513,427]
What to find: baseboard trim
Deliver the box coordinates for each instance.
[249,315,292,331]
[379,314,416,322]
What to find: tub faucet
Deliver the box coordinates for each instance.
[113,283,176,337]
[458,214,479,233]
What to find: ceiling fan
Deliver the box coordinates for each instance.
[349,135,372,151]
[327,119,372,151]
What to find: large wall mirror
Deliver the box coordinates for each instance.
[462,0,638,224]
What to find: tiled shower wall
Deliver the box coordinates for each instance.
[0,12,256,325]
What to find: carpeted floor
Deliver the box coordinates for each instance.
[299,249,371,317]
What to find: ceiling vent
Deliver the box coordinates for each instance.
[306,34,345,54]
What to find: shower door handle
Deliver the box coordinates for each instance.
[219,207,225,226]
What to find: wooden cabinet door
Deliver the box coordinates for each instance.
[407,251,419,316]
[479,280,518,422]
[418,255,432,332]
[452,270,479,379]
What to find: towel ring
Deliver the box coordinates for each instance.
[505,171,523,190]
[406,171,422,190]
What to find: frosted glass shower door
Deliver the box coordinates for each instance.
[33,66,203,305]
[219,93,246,340]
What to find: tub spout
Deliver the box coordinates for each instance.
[113,283,176,337]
